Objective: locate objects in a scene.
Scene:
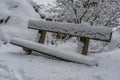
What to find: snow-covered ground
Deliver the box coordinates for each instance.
[0,0,40,42]
[0,0,120,80]
[0,43,120,80]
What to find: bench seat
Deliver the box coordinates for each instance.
[10,38,98,66]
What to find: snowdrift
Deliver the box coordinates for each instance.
[0,0,40,43]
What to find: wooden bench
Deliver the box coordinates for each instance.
[28,20,112,55]
[11,20,112,55]
[10,20,112,66]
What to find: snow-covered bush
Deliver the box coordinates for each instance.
[44,0,120,53]
[54,0,120,27]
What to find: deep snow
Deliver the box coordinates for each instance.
[0,0,120,80]
[0,0,40,42]
[0,43,120,80]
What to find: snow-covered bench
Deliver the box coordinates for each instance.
[28,20,112,55]
[10,20,112,66]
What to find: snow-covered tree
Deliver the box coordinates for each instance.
[46,0,120,53]
[30,0,46,19]
[54,0,120,27]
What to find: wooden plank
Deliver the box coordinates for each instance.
[23,48,32,55]
[10,38,98,66]
[38,30,46,44]
[28,20,112,42]
[10,41,66,60]
[80,37,89,55]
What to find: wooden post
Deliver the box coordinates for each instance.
[80,37,89,55]
[38,30,46,44]
[23,48,32,55]
[0,19,3,24]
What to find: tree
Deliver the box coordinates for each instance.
[48,0,120,53]
[54,0,120,27]
[29,0,46,19]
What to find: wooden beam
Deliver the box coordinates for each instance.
[10,41,32,55]
[28,20,112,42]
[80,37,89,55]
[23,48,32,55]
[10,38,98,66]
[38,30,46,44]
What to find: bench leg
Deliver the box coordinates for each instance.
[23,48,32,55]
[80,37,89,55]
[39,31,46,44]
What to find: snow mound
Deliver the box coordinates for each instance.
[0,29,9,45]
[0,1,10,19]
[0,0,40,42]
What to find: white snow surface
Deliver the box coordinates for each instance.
[32,0,55,6]
[28,20,112,42]
[0,0,120,80]
[0,0,40,42]
[0,3,10,20]
[0,42,120,80]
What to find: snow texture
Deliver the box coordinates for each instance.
[0,0,40,42]
[0,29,9,44]
[10,37,98,66]
[0,0,120,79]
[0,2,10,20]
[0,40,120,80]
[28,20,112,42]
[0,59,32,80]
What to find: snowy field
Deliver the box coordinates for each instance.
[0,43,120,80]
[0,0,120,80]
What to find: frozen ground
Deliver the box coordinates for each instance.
[0,43,120,80]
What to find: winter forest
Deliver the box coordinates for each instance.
[0,0,120,80]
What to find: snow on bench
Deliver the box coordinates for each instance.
[28,20,112,55]
[28,20,112,42]
[10,38,98,66]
